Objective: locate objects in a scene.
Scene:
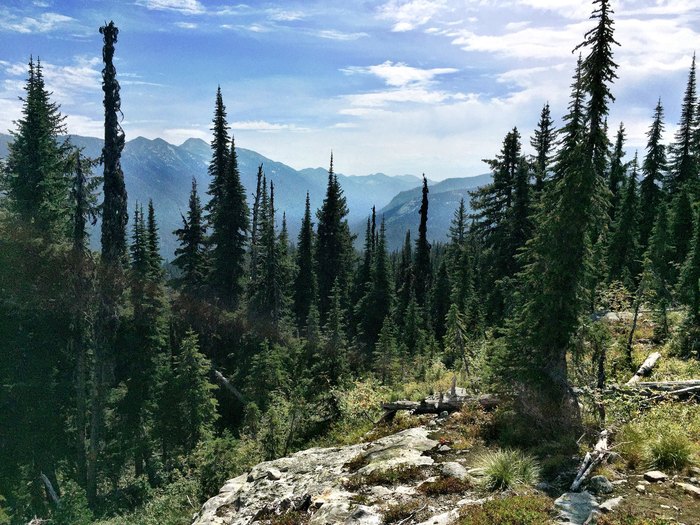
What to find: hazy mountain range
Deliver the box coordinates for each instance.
[0,133,490,255]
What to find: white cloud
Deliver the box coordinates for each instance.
[315,29,369,41]
[162,127,209,143]
[136,0,204,15]
[267,9,305,21]
[0,11,74,33]
[343,60,458,88]
[175,21,198,29]
[378,0,446,32]
[231,120,310,132]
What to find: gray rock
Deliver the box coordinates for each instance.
[635,484,646,493]
[599,496,623,513]
[439,462,470,481]
[266,468,282,481]
[192,427,440,525]
[588,475,613,495]
[437,444,451,453]
[644,470,668,483]
[555,492,599,525]
[438,411,450,419]
[676,482,700,499]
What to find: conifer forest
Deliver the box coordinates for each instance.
[3,1,700,524]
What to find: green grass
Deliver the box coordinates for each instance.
[417,476,471,495]
[458,494,554,525]
[344,465,425,491]
[475,449,540,491]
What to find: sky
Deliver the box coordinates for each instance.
[0,0,698,180]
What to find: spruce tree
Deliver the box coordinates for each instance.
[99,22,128,267]
[667,55,697,196]
[670,189,694,271]
[414,175,432,307]
[678,205,700,327]
[317,279,349,386]
[504,2,618,432]
[431,259,451,343]
[643,205,672,340]
[607,123,626,223]
[208,113,249,308]
[395,230,413,319]
[530,102,556,192]
[373,316,399,384]
[315,154,353,321]
[607,154,640,286]
[293,192,316,332]
[173,178,207,294]
[6,58,72,241]
[639,100,667,252]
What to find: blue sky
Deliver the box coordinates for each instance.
[0,0,698,179]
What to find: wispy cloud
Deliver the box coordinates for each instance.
[267,9,305,22]
[343,61,458,87]
[231,120,310,132]
[136,0,205,15]
[0,10,74,33]
[315,29,368,41]
[378,0,446,32]
[175,21,198,29]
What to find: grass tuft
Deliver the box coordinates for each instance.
[476,449,540,491]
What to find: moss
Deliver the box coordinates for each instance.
[458,494,554,525]
[417,476,471,495]
[344,465,424,491]
[381,499,424,524]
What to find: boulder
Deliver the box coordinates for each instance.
[644,470,668,483]
[588,475,613,495]
[555,492,598,525]
[599,496,623,513]
[675,482,700,499]
[438,462,470,481]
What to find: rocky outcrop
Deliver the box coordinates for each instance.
[192,427,448,525]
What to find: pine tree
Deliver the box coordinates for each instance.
[667,55,697,196]
[356,218,393,355]
[5,58,72,241]
[315,154,353,322]
[443,303,468,370]
[670,189,694,271]
[504,2,618,432]
[99,22,128,267]
[208,111,249,308]
[639,100,667,252]
[293,192,316,332]
[414,175,432,307]
[316,279,348,386]
[249,164,264,284]
[643,204,672,340]
[530,102,556,192]
[607,123,627,223]
[678,205,700,325]
[373,316,399,384]
[395,230,413,319]
[431,259,451,343]
[173,178,207,294]
[607,154,640,286]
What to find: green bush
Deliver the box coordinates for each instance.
[647,426,694,470]
[458,494,554,525]
[53,480,93,525]
[476,449,540,491]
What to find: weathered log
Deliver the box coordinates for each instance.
[40,473,60,506]
[634,380,700,391]
[382,393,500,416]
[213,369,246,404]
[625,352,661,386]
[570,430,609,491]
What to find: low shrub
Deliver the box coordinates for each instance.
[458,494,554,525]
[267,511,311,525]
[647,426,694,470]
[382,499,424,524]
[418,476,470,495]
[344,465,424,491]
[476,449,540,491]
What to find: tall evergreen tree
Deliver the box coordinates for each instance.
[315,154,353,322]
[99,22,128,267]
[643,204,672,340]
[5,58,72,241]
[293,192,316,332]
[670,189,694,272]
[607,154,640,286]
[530,102,556,192]
[639,100,667,252]
[667,55,697,196]
[172,178,207,295]
[678,205,700,325]
[414,175,431,307]
[607,123,627,222]
[395,230,413,320]
[208,114,249,308]
[431,259,451,343]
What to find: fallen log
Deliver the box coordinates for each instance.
[625,352,661,385]
[570,430,609,492]
[381,393,500,416]
[213,369,246,405]
[634,380,700,391]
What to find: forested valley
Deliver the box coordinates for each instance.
[2,1,700,524]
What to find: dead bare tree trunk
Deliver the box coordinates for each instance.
[625,352,661,386]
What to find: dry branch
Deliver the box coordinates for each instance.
[625,352,661,386]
